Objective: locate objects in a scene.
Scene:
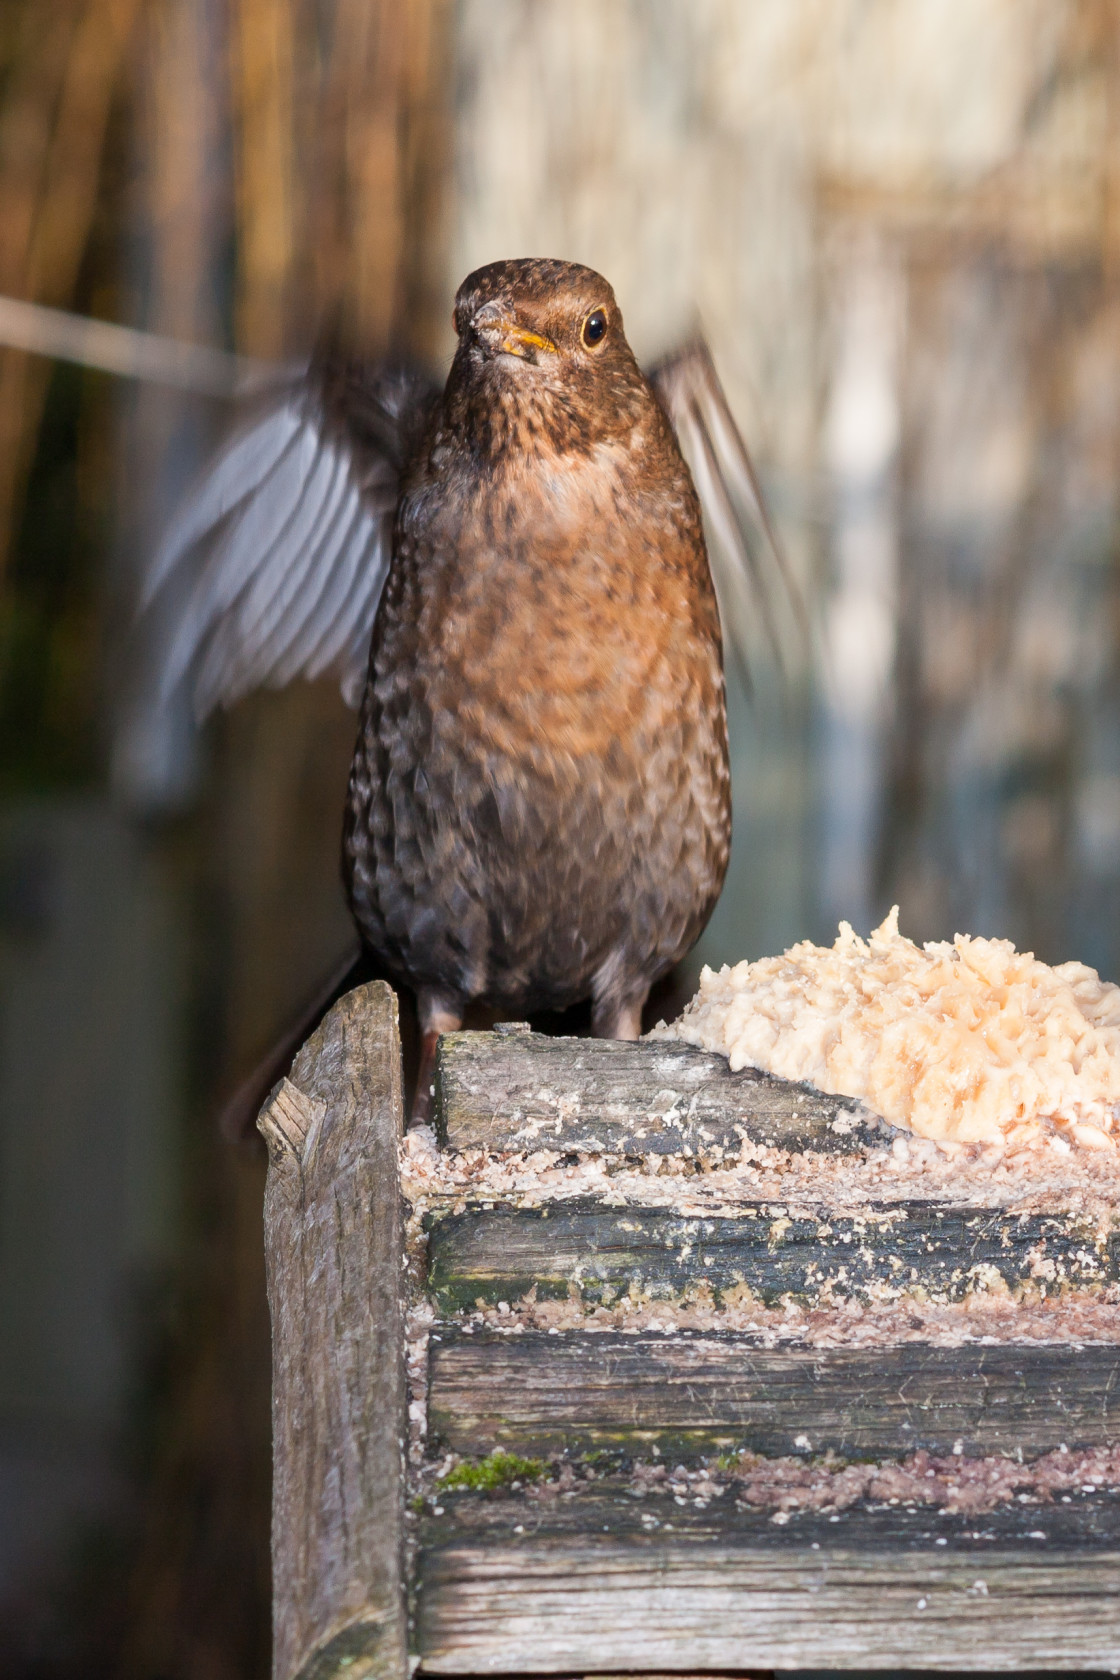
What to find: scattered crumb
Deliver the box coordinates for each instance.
[724,1441,1120,1517]
[402,1022,1120,1533]
[444,1284,1120,1346]
[408,1445,1120,1522]
[401,1130,1120,1224]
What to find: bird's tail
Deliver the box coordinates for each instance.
[218,941,369,1143]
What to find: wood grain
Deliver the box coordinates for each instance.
[433,1030,889,1157]
[415,1489,1120,1672]
[425,1198,1119,1311]
[428,1328,1120,1460]
[259,982,406,1680]
[262,1006,1120,1674]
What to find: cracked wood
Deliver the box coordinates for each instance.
[415,1489,1120,1671]
[424,1198,1120,1311]
[259,982,406,1680]
[433,1030,889,1156]
[428,1328,1120,1460]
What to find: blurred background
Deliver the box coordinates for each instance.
[1,1,1118,1674]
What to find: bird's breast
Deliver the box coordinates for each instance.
[350,418,731,1008]
[388,439,722,765]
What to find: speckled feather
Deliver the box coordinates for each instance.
[145,257,765,1115]
[343,259,730,1032]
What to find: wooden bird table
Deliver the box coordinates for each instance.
[258,981,1120,1680]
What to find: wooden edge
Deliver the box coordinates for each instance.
[414,1491,1120,1672]
[260,981,406,1680]
[427,1329,1120,1461]
[288,1617,396,1680]
[433,1031,887,1158]
[423,1197,1119,1312]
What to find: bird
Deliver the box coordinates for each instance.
[144,257,796,1124]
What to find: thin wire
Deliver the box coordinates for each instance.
[0,292,293,397]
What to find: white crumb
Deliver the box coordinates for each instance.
[654,908,1120,1153]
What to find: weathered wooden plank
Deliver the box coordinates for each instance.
[433,1030,889,1156]
[428,1329,1120,1460]
[415,1490,1120,1672]
[259,982,406,1680]
[425,1198,1120,1311]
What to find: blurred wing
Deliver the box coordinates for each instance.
[143,361,436,718]
[649,340,805,685]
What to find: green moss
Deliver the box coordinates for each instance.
[437,1449,544,1491]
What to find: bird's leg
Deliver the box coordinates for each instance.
[592,985,649,1041]
[411,988,463,1128]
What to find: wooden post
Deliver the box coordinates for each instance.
[258,980,406,1680]
[260,1012,1120,1674]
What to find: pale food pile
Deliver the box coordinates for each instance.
[659,909,1120,1152]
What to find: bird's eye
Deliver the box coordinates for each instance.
[581,308,608,349]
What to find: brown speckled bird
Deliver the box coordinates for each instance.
[146,257,791,1117]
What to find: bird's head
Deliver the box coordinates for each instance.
[445,258,648,454]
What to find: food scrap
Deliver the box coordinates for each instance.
[658,910,1120,1151]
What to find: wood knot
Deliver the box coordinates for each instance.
[257,1076,327,1171]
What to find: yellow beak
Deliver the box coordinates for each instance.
[496,322,557,358]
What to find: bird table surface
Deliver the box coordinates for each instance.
[258,986,1120,1680]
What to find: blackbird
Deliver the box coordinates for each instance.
[147,257,791,1119]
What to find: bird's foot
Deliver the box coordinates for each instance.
[411,991,464,1127]
[592,986,649,1041]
